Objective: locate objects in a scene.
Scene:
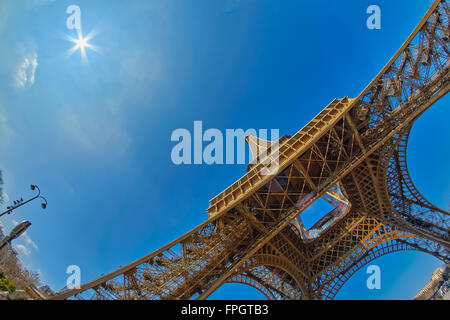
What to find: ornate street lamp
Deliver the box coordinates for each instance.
[0,185,47,218]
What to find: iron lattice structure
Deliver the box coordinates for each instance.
[54,0,450,300]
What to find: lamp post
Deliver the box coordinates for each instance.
[0,220,32,251]
[0,185,47,218]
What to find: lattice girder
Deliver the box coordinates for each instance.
[51,0,450,301]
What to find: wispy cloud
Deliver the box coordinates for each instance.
[12,219,38,251]
[15,244,31,256]
[1,189,9,205]
[13,52,38,89]
[23,231,39,250]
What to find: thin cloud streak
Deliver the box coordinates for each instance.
[13,52,38,89]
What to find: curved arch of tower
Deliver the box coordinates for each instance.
[52,0,449,300]
[224,235,448,300]
[323,237,448,300]
[381,123,449,245]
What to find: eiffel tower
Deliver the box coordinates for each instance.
[54,0,449,300]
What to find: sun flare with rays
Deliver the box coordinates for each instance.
[65,29,100,62]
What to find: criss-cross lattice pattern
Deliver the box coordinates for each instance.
[52,0,449,301]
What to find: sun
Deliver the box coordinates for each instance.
[75,36,90,50]
[65,29,99,62]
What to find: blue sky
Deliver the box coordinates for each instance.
[0,0,447,299]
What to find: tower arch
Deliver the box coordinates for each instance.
[377,121,449,246]
[322,238,448,300]
[223,253,307,300]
